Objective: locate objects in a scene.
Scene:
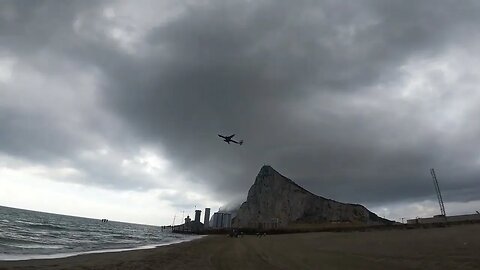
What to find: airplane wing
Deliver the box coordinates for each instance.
[227,134,235,139]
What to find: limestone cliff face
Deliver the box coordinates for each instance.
[233,166,389,228]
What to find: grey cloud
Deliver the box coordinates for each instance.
[1,0,480,210]
[0,1,94,55]
[98,0,480,205]
[0,1,151,189]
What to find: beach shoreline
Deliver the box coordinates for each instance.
[0,235,204,262]
[1,223,480,270]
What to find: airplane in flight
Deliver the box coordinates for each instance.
[218,134,244,145]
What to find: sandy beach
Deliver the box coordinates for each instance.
[1,224,480,270]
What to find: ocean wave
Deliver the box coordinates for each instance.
[1,242,65,249]
[15,220,43,226]
[0,236,204,261]
[112,235,143,240]
[0,237,37,245]
[28,224,70,231]
[0,206,193,261]
[16,220,70,231]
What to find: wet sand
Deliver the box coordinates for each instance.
[1,224,480,270]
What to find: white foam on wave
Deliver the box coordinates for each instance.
[0,235,204,261]
[5,243,66,249]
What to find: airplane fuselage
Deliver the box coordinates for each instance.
[218,134,243,145]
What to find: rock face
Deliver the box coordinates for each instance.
[233,166,389,229]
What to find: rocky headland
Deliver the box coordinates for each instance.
[233,165,390,229]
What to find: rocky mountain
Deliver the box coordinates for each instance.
[232,165,390,229]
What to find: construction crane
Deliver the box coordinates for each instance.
[430,168,446,217]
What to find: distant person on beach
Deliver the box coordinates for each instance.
[256,232,266,237]
[230,229,241,238]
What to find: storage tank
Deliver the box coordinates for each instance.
[194,210,201,223]
[212,212,232,228]
[204,208,211,228]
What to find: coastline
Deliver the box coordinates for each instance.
[0,235,204,261]
[1,224,480,270]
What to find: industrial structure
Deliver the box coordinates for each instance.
[430,168,446,217]
[407,213,480,224]
[194,210,201,223]
[203,208,211,229]
[406,170,480,224]
[211,212,232,229]
[173,207,223,233]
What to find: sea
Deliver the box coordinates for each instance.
[0,205,199,261]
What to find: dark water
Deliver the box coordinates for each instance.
[0,206,197,261]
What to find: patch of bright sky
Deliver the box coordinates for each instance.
[0,154,222,225]
[396,49,480,137]
[0,165,170,225]
[0,54,101,120]
[0,57,15,83]
[82,147,175,184]
[299,47,480,146]
[73,0,189,55]
[134,149,170,174]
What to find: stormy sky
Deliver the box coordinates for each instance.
[1,0,480,224]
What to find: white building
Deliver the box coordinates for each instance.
[211,212,232,229]
[407,213,480,224]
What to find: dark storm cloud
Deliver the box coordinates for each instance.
[0,1,93,56]
[2,0,480,208]
[0,1,99,161]
[98,0,480,206]
[0,0,153,190]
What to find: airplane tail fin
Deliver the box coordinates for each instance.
[239,140,244,145]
